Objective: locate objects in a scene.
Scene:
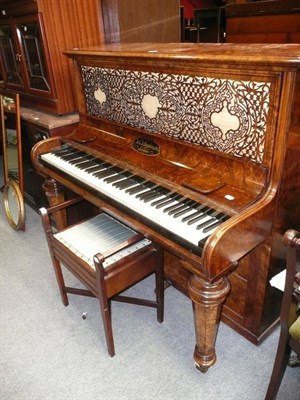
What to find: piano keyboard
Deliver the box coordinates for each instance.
[41,144,229,254]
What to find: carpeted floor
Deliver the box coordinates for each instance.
[0,176,299,399]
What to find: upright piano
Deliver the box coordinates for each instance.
[32,43,300,372]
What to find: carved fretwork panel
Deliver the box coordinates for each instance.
[81,67,271,164]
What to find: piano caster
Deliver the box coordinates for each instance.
[154,279,171,294]
[164,279,172,290]
[82,312,88,320]
[194,362,209,373]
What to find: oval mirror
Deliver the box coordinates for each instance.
[0,90,25,230]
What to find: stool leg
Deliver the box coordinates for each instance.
[40,207,68,306]
[155,246,164,323]
[98,290,115,357]
[94,258,115,357]
[52,256,69,307]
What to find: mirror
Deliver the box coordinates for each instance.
[3,180,25,230]
[0,89,25,230]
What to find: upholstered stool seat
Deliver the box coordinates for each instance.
[40,198,164,357]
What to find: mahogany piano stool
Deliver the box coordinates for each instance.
[40,198,164,357]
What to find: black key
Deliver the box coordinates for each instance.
[162,196,187,213]
[202,214,228,233]
[73,155,95,166]
[53,146,73,156]
[151,193,180,209]
[68,152,89,164]
[126,185,147,195]
[142,187,171,203]
[94,165,118,179]
[126,181,154,196]
[203,221,221,233]
[125,180,152,195]
[187,213,207,225]
[182,205,210,223]
[57,148,80,156]
[184,211,205,224]
[104,174,126,184]
[113,175,144,189]
[173,201,199,218]
[187,206,211,225]
[53,149,72,157]
[167,199,196,216]
[54,149,76,158]
[77,159,101,170]
[61,151,84,161]
[83,160,107,173]
[196,218,215,230]
[92,163,112,176]
[196,211,225,231]
[103,167,124,182]
[135,183,157,199]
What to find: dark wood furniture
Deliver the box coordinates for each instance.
[224,0,300,346]
[20,108,79,210]
[0,0,104,115]
[32,43,300,372]
[40,197,164,356]
[101,0,180,44]
[225,0,300,43]
[265,229,300,400]
[193,7,226,42]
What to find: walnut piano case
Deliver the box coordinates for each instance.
[32,43,300,371]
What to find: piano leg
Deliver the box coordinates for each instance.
[42,178,68,230]
[188,274,231,372]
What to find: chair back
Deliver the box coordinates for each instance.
[282,229,300,332]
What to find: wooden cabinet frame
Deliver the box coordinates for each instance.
[0,0,104,115]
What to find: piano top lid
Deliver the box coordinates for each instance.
[64,43,300,69]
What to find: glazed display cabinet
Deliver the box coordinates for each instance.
[0,0,104,115]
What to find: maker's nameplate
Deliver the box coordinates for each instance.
[132,138,159,156]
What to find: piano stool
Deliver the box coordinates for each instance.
[39,197,164,357]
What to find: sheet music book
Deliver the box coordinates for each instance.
[270,269,286,292]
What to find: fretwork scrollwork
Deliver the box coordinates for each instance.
[81,66,270,164]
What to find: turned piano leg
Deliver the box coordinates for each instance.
[42,178,67,230]
[188,274,231,372]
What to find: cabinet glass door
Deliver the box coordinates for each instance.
[16,17,51,92]
[0,25,24,87]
